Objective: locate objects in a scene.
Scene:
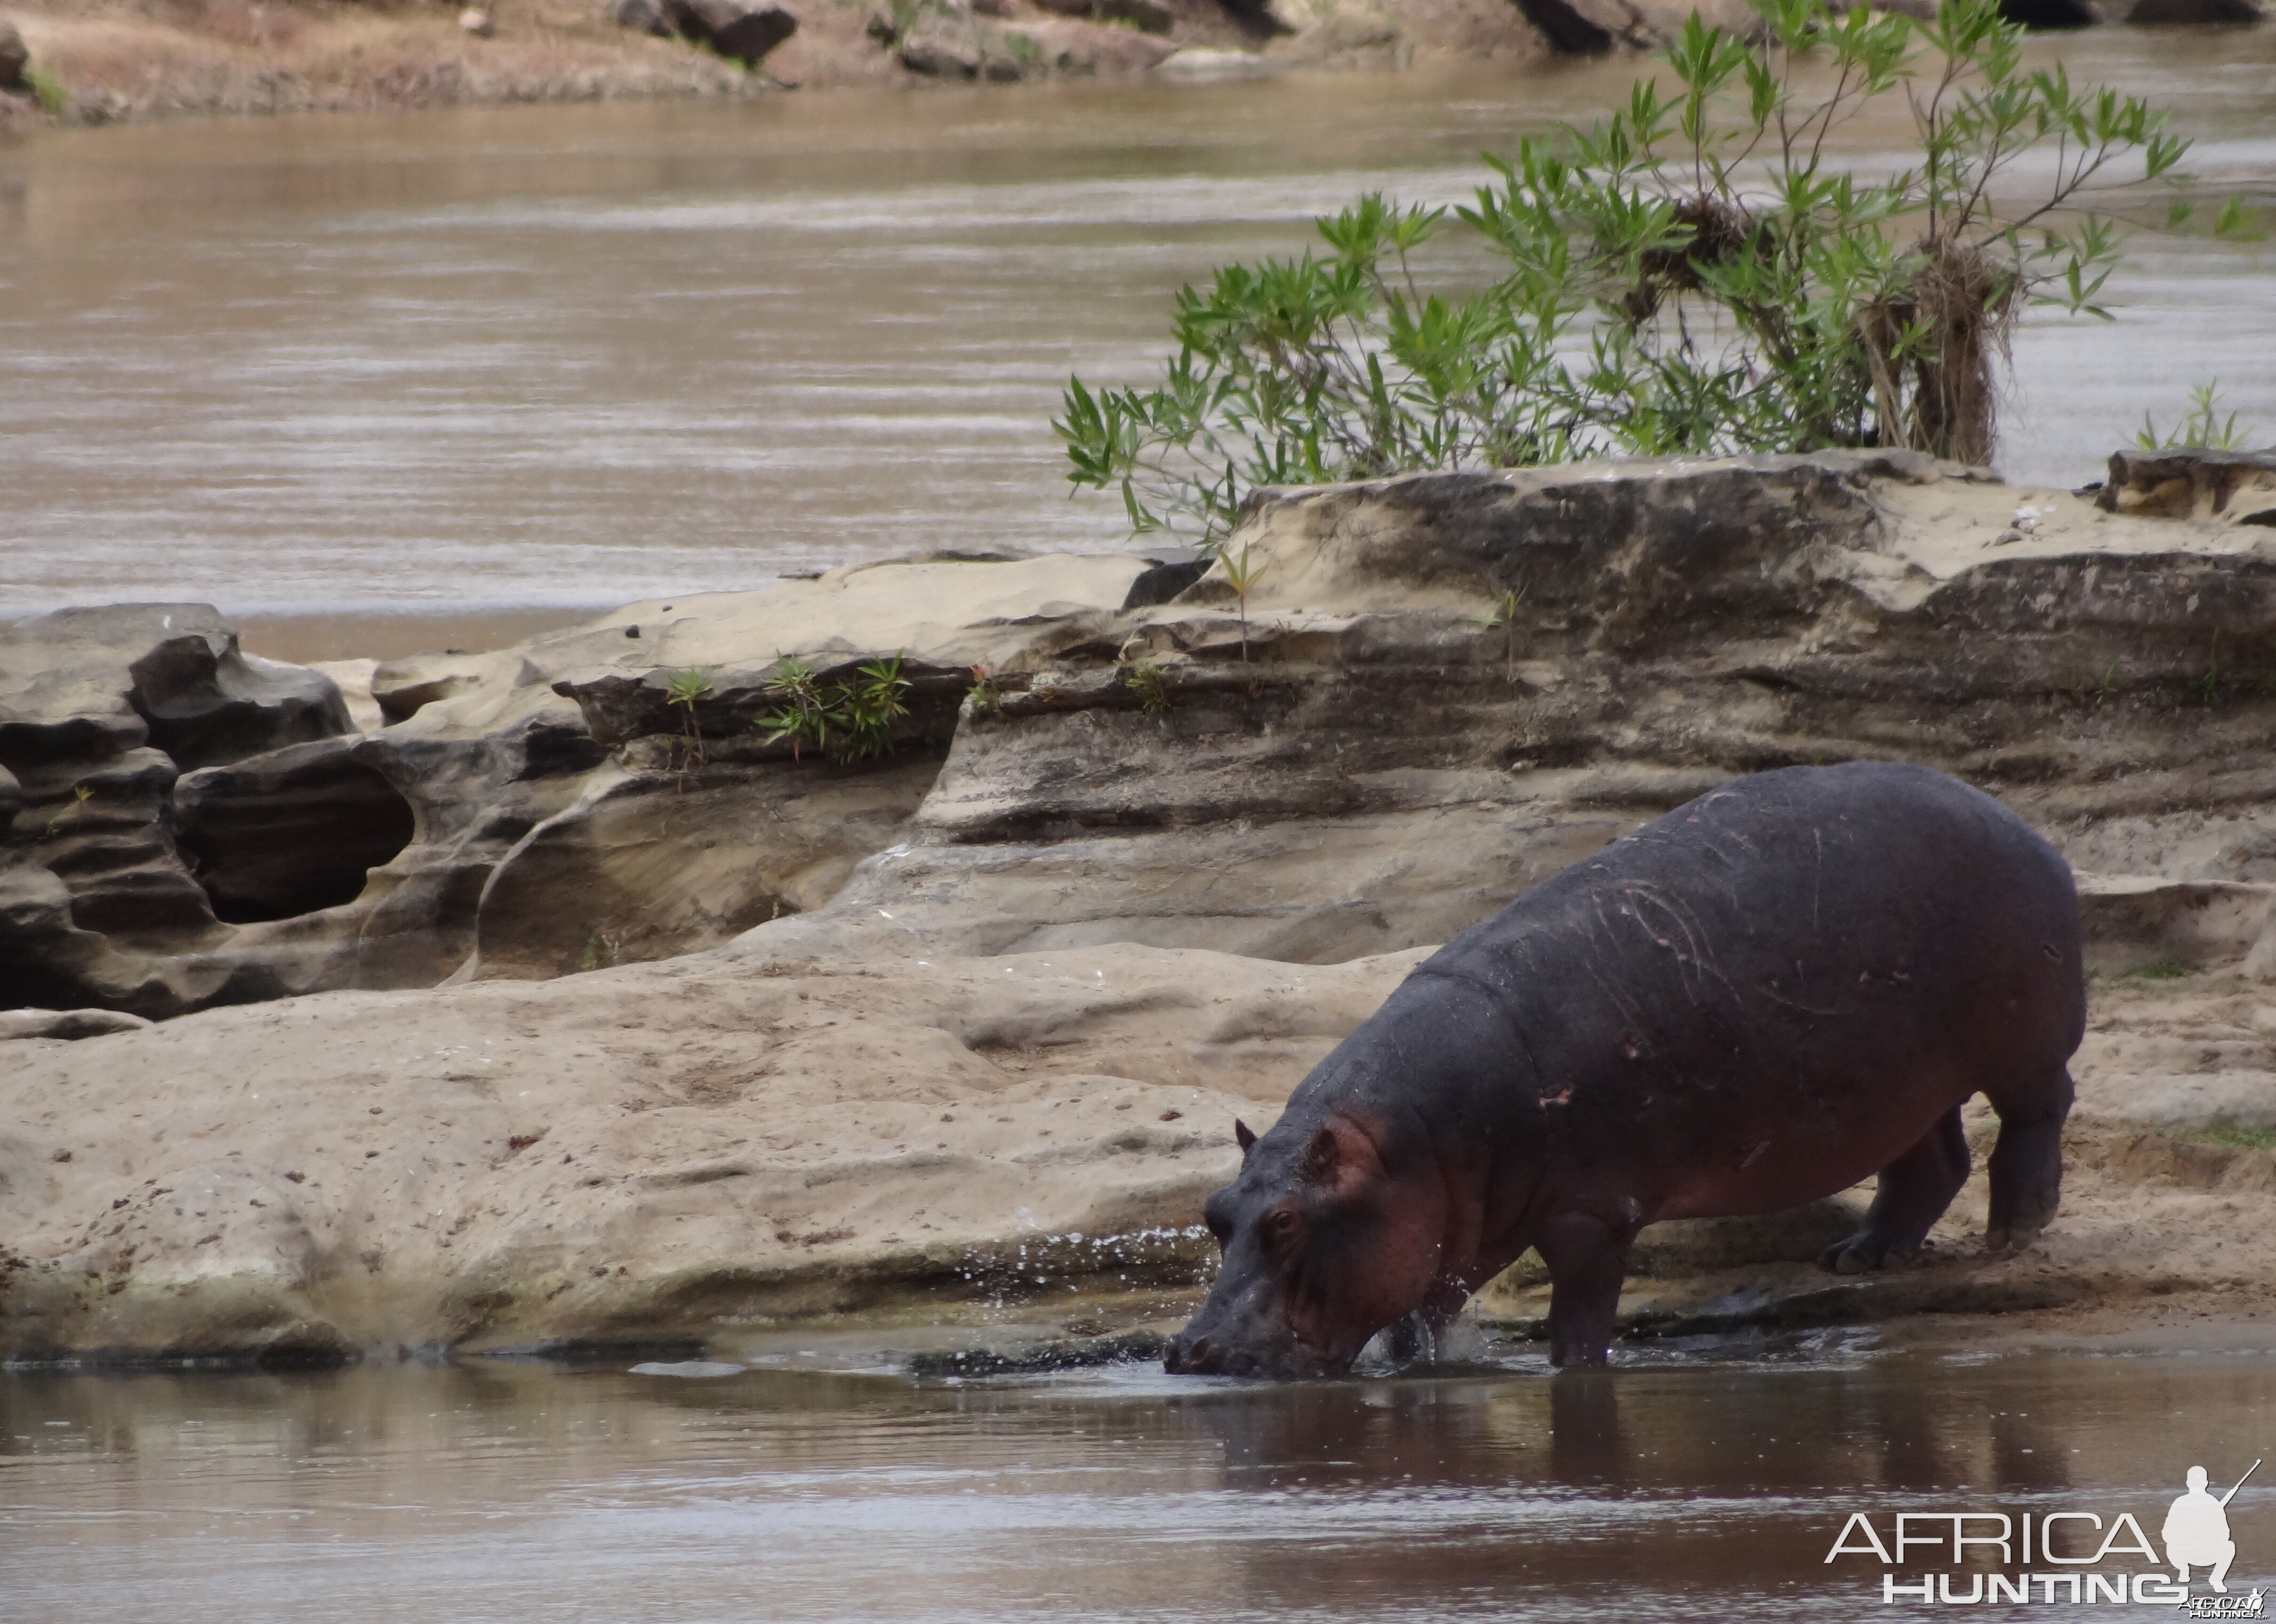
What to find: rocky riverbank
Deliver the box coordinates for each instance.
[7,445,2276,1363]
[0,0,2264,129]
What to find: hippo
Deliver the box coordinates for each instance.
[1164,762,2083,1377]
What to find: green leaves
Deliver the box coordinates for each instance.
[664,667,715,709]
[1055,0,2259,540]
[2136,383,2256,453]
[756,654,912,765]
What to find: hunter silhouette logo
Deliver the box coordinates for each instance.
[2166,1461,2255,1595]
[1824,1458,2264,1610]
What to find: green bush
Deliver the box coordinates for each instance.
[2136,383,2255,453]
[757,654,912,765]
[1057,0,2256,549]
[25,64,68,119]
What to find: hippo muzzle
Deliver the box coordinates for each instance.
[1161,1273,1351,1379]
[1166,1113,1446,1379]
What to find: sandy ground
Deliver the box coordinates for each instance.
[4,933,2273,1362]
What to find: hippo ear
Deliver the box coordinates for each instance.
[1234,1119,1257,1155]
[1299,1125,1340,1182]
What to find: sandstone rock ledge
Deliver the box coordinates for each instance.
[9,446,2276,1362]
[3,936,2273,1365]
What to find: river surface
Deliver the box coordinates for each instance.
[4,36,2276,657]
[1,1329,2271,1621]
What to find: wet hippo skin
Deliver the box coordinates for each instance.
[1166,761,2084,1377]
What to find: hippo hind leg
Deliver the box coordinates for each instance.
[1819,1107,1969,1275]
[1985,1065,2074,1252]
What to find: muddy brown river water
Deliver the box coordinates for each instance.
[4,35,2276,658]
[2,1330,2272,1621]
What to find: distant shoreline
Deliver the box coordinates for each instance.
[0,0,1542,132]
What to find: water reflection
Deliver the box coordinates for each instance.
[1,1338,2268,1621]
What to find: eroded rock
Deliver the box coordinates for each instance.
[2106,0,2264,19]
[1264,10,1410,66]
[0,606,366,1014]
[1514,0,1758,50]
[1030,0,1176,29]
[607,0,675,35]
[0,1006,152,1042]
[720,450,2276,972]
[0,942,1418,1359]
[173,738,418,924]
[2097,445,2276,524]
[661,0,799,64]
[0,20,29,95]
[3,556,1160,1017]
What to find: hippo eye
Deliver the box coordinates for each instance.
[1264,1207,1301,1244]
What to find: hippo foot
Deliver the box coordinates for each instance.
[1982,1222,2044,1255]
[1818,1234,1918,1275]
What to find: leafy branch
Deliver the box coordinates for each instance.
[1057,0,2258,547]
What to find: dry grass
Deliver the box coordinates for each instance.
[1859,233,2019,468]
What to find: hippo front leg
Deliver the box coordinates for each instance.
[1535,1211,1632,1368]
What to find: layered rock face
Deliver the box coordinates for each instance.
[0,605,359,1014]
[742,449,2276,975]
[10,448,2276,1360]
[2,553,1162,1018]
[13,453,2276,1011]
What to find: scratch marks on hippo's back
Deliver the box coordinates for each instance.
[1609,880,1738,1007]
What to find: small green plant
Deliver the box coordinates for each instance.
[966,663,1005,714]
[1469,586,1527,671]
[757,656,827,760]
[664,666,715,765]
[1124,660,1171,716]
[1217,543,1264,664]
[575,932,616,974]
[1057,0,2258,547]
[39,784,91,841]
[2136,383,2256,453]
[25,65,67,118]
[2058,660,2120,710]
[1002,29,1039,65]
[2123,957,2194,981]
[757,653,913,765]
[2196,1122,2276,1151]
[2185,631,2229,710]
[840,655,912,760]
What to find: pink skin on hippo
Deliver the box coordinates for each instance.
[1166,762,2084,1378]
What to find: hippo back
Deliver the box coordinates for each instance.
[1314,762,2084,1218]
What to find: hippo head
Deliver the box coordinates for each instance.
[1163,1112,1450,1378]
